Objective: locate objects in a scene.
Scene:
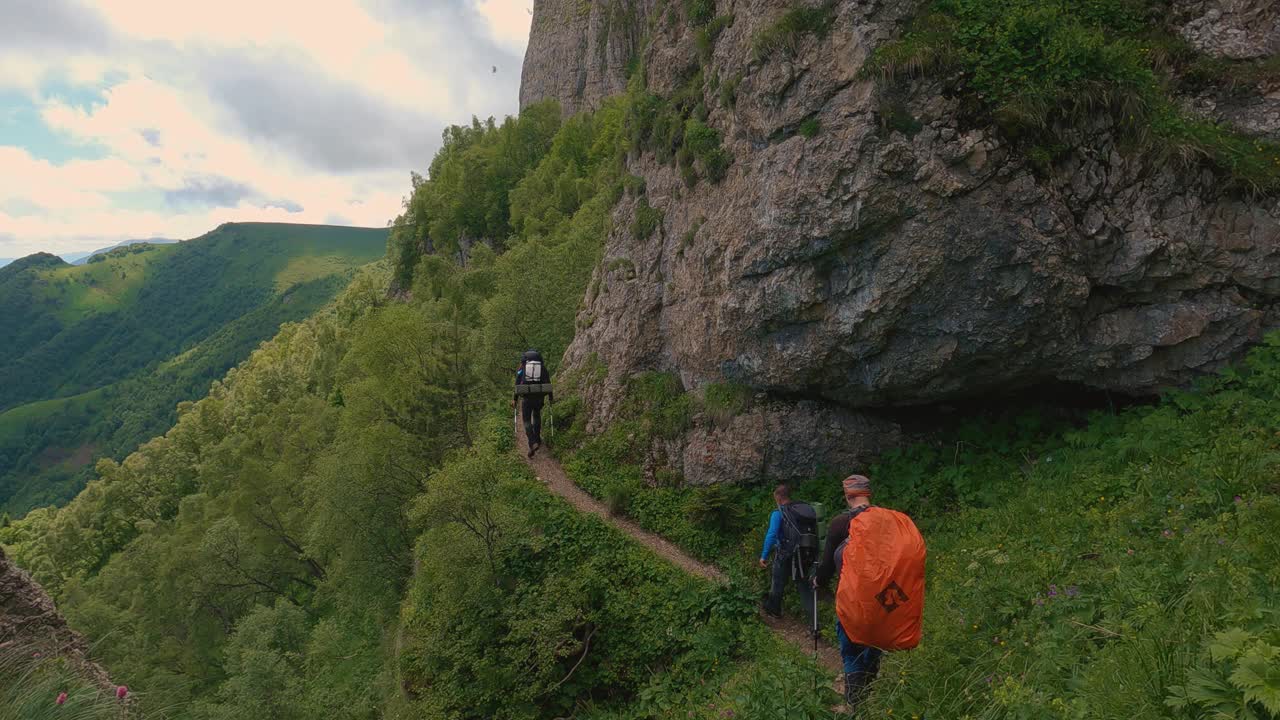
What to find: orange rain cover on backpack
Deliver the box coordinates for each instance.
[835,507,926,650]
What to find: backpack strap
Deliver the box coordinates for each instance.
[779,503,800,536]
[847,505,871,524]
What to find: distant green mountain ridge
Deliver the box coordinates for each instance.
[68,238,179,265]
[0,222,387,515]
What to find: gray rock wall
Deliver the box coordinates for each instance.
[523,0,1280,485]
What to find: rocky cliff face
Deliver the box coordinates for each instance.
[1176,0,1279,61]
[521,0,1280,484]
[519,0,659,117]
[0,547,115,692]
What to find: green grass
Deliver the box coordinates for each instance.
[555,337,1280,718]
[0,642,131,720]
[864,0,1280,193]
[752,1,837,62]
[0,389,105,447]
[39,244,176,324]
[625,66,733,187]
[273,254,361,292]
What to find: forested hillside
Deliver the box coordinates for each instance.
[1,0,1278,718]
[0,223,387,515]
[1,91,1276,720]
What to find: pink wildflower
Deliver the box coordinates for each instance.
[116,686,129,700]
[56,692,68,705]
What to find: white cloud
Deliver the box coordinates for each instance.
[0,0,534,257]
[478,0,535,54]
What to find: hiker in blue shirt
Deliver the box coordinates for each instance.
[758,484,816,627]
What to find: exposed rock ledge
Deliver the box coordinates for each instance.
[1,546,115,693]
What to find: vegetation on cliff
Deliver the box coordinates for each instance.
[866,0,1280,191]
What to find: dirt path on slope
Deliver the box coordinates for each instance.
[516,416,844,675]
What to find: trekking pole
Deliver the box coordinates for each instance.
[812,566,819,693]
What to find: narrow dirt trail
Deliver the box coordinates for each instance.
[516,416,844,674]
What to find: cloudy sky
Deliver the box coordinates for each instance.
[0,0,533,259]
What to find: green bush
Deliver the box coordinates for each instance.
[626,67,732,186]
[684,0,714,26]
[718,74,741,108]
[1167,624,1280,718]
[752,2,837,61]
[701,382,752,425]
[603,478,637,517]
[631,197,664,240]
[686,483,747,535]
[798,117,822,138]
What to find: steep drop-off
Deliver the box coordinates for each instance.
[0,222,388,514]
[522,0,1280,484]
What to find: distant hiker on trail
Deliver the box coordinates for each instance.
[513,349,553,457]
[758,484,818,628]
[814,474,926,710]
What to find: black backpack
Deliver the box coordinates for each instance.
[780,502,820,577]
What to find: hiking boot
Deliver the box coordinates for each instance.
[759,602,782,619]
[528,442,539,458]
[844,670,871,710]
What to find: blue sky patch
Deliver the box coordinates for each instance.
[0,89,109,163]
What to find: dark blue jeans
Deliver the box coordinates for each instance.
[836,620,883,676]
[765,552,816,628]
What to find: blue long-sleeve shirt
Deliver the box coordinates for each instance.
[760,508,783,561]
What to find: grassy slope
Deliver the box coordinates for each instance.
[0,223,387,515]
[554,340,1280,718]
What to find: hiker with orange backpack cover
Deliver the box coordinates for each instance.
[814,474,927,710]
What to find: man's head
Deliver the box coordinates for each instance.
[842,474,872,508]
[773,483,792,506]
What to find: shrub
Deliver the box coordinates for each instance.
[1167,625,1280,718]
[798,117,821,138]
[752,2,836,62]
[684,0,714,26]
[603,479,636,516]
[631,197,664,240]
[686,483,747,535]
[718,74,741,108]
[702,382,751,425]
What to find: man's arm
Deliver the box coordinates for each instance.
[759,510,782,563]
[513,369,523,403]
[815,512,851,588]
